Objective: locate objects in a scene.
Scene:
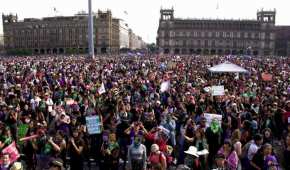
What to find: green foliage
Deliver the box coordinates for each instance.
[7,49,33,55]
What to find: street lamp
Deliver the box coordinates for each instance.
[88,0,95,59]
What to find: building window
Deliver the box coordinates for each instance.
[216,32,219,37]
[208,32,212,37]
[251,33,255,39]
[212,40,215,47]
[226,32,230,38]
[223,32,226,38]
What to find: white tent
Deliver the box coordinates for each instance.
[208,61,249,73]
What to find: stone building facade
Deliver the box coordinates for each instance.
[275,26,290,56]
[2,10,145,55]
[129,29,145,50]
[0,34,4,53]
[157,8,277,56]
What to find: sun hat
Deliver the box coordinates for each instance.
[184,146,199,157]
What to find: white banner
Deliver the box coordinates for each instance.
[211,86,225,96]
[204,113,222,127]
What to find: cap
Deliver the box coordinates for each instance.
[215,153,225,160]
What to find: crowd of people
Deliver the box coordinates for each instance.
[0,54,289,170]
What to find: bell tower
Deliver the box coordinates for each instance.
[160,8,174,21]
[257,9,276,24]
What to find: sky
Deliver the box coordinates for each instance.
[0,0,289,43]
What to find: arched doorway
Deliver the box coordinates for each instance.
[253,50,259,56]
[40,49,45,54]
[189,49,194,54]
[196,49,202,55]
[174,48,180,54]
[101,47,107,54]
[181,48,187,54]
[59,48,64,54]
[53,48,57,54]
[210,49,216,55]
[231,50,237,55]
[203,49,209,55]
[239,50,244,55]
[164,49,170,54]
[225,49,231,55]
[79,48,84,54]
[46,49,51,54]
[218,49,223,55]
[34,49,39,54]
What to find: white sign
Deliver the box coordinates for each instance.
[86,115,102,135]
[160,81,170,92]
[204,113,222,127]
[98,83,106,94]
[211,86,225,96]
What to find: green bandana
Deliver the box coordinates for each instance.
[210,120,221,134]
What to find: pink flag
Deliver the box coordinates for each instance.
[0,142,20,164]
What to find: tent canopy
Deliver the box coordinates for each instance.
[208,61,249,73]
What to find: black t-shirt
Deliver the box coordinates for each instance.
[284,150,290,170]
[68,138,85,161]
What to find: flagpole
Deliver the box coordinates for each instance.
[88,0,95,59]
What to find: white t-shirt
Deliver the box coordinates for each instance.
[247,142,260,161]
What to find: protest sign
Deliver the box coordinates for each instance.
[204,113,223,127]
[0,142,20,164]
[86,115,102,135]
[160,81,170,92]
[98,82,106,94]
[262,73,273,81]
[66,98,76,105]
[211,86,225,96]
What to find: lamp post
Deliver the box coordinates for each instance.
[88,0,95,59]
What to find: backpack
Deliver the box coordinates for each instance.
[241,141,253,159]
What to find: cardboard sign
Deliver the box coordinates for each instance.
[262,73,273,81]
[98,83,106,94]
[0,142,20,164]
[160,81,170,92]
[86,115,102,135]
[211,86,225,96]
[204,113,222,127]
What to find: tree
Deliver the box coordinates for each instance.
[147,43,157,54]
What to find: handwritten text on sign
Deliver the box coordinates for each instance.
[86,115,102,135]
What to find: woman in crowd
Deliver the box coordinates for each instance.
[67,128,85,170]
[251,143,279,170]
[218,140,239,170]
[148,144,167,170]
[283,134,290,170]
[127,135,147,170]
